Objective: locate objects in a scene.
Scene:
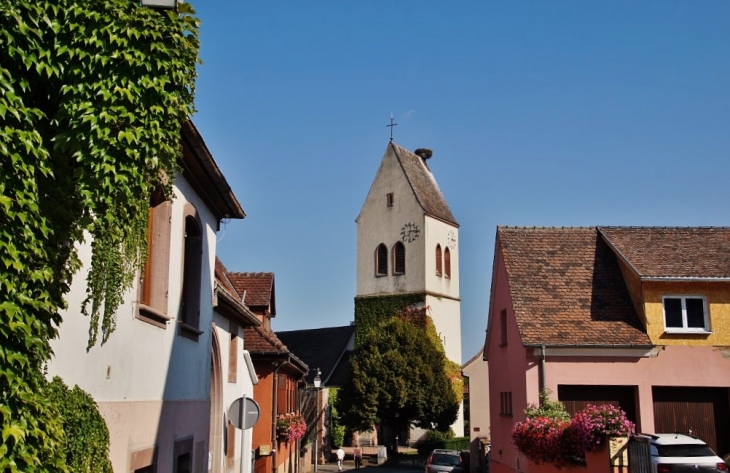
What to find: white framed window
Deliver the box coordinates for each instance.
[662,295,709,333]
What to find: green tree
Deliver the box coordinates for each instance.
[0,1,199,469]
[336,316,459,435]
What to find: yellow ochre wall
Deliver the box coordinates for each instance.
[643,281,730,346]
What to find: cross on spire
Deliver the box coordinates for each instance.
[386,112,397,141]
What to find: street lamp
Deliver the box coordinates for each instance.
[140,0,178,10]
[313,368,322,472]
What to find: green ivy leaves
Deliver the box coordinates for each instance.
[1,0,200,468]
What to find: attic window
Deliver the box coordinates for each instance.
[662,295,709,333]
[386,193,394,207]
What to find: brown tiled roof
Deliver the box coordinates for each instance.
[227,272,275,312]
[390,142,458,226]
[214,257,239,300]
[214,257,260,327]
[497,226,651,347]
[243,325,308,372]
[598,227,730,279]
[243,325,288,353]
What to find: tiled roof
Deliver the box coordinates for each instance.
[598,227,730,279]
[214,257,240,300]
[243,325,287,353]
[227,272,275,311]
[497,226,651,347]
[276,325,355,385]
[243,325,308,372]
[390,142,458,226]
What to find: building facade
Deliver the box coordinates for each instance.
[47,121,246,472]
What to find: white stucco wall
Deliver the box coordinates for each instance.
[356,146,426,296]
[212,313,257,473]
[47,169,218,472]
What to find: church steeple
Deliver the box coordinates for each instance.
[355,140,464,434]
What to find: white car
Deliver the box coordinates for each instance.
[648,433,728,473]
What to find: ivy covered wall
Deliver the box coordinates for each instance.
[353,293,426,346]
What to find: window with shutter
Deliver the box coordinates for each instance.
[436,245,442,276]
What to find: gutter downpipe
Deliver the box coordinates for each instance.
[540,345,546,403]
[272,357,291,473]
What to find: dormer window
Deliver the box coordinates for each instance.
[386,193,394,207]
[662,295,709,333]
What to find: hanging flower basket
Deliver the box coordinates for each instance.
[276,413,307,443]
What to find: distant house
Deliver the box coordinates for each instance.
[48,120,246,472]
[212,257,262,473]
[232,273,309,473]
[277,325,357,460]
[462,347,490,473]
[485,226,730,473]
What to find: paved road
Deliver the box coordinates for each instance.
[316,459,420,473]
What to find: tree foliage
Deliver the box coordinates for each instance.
[0,0,200,469]
[336,315,459,434]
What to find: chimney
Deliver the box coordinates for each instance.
[414,148,433,160]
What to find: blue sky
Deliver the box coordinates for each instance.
[191,1,730,361]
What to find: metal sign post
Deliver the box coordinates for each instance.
[228,396,261,473]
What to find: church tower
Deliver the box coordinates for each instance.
[355,141,463,435]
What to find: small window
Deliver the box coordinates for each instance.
[435,245,442,276]
[393,242,405,274]
[228,321,238,383]
[173,437,193,473]
[663,296,709,332]
[500,309,508,347]
[444,247,451,278]
[375,244,388,276]
[386,193,394,207]
[500,391,513,416]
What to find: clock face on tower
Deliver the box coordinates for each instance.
[400,223,420,243]
[447,230,457,248]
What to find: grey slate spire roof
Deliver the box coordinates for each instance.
[390,142,458,226]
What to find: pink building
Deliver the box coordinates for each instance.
[484,226,730,473]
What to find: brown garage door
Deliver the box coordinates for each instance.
[652,387,730,458]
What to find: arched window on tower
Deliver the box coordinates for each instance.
[435,244,442,276]
[393,242,406,275]
[444,247,451,278]
[375,244,388,276]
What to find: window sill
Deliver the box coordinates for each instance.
[393,272,405,276]
[664,329,712,336]
[178,321,203,341]
[137,304,171,329]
